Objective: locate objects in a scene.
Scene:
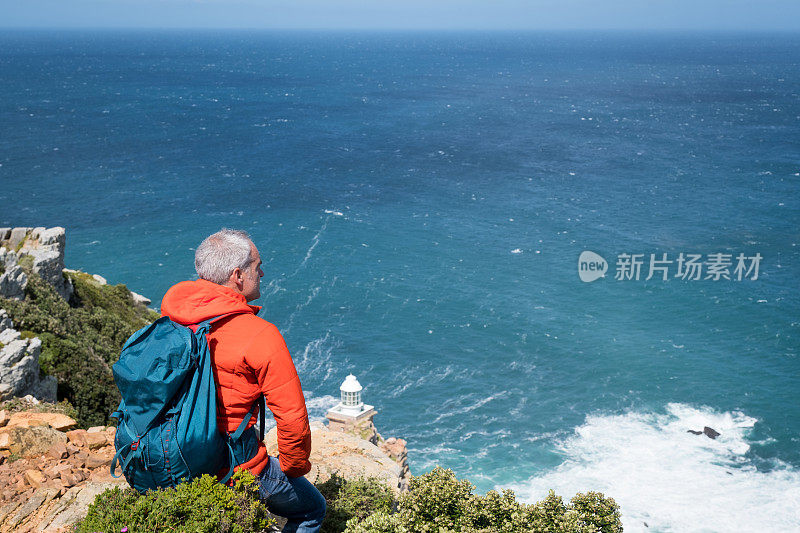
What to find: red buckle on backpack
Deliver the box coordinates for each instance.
[131,439,140,451]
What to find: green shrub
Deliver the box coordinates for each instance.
[342,468,622,533]
[569,491,622,533]
[396,467,475,532]
[74,468,619,533]
[344,511,408,533]
[457,488,524,532]
[17,254,33,270]
[75,471,275,533]
[528,491,585,533]
[316,474,395,533]
[0,269,158,427]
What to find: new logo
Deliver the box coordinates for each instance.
[578,251,608,283]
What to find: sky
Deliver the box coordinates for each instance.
[0,0,799,31]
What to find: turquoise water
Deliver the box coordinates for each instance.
[1,31,799,531]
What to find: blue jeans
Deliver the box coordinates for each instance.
[257,456,327,533]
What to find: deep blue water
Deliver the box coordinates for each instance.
[1,30,799,531]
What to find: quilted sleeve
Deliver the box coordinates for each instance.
[245,323,312,477]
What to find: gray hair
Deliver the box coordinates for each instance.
[195,229,254,284]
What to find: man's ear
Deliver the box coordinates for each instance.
[229,267,244,287]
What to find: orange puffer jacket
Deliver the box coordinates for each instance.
[161,279,311,478]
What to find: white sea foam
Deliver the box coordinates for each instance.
[259,278,284,300]
[388,364,456,398]
[304,393,338,421]
[505,403,800,533]
[432,392,508,424]
[260,382,338,432]
[284,285,322,334]
[295,331,341,383]
[300,221,326,268]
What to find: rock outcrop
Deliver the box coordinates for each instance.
[266,421,410,493]
[0,310,56,403]
[0,228,72,302]
[380,436,410,489]
[687,426,721,439]
[0,405,124,532]
[0,226,154,406]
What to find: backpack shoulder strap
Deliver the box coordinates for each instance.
[230,396,264,442]
[219,396,266,485]
[190,311,248,333]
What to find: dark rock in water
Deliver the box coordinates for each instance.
[687,427,721,439]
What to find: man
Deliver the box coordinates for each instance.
[161,229,326,533]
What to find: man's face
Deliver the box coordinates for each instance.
[242,243,264,302]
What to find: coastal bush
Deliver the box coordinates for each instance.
[569,491,622,533]
[75,468,620,533]
[75,471,275,533]
[316,473,395,533]
[342,467,622,533]
[0,269,158,426]
[343,511,407,533]
[395,466,475,531]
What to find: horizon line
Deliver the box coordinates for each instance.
[2,26,800,33]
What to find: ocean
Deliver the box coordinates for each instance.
[1,30,798,532]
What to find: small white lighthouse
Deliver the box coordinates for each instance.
[326,374,377,435]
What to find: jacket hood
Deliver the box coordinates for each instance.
[161,279,260,325]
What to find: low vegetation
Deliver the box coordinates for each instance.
[316,474,396,532]
[342,467,621,533]
[76,471,274,533]
[0,268,158,427]
[78,468,621,533]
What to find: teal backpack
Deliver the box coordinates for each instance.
[110,314,264,492]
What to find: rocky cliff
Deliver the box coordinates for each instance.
[0,309,56,403]
[0,226,411,531]
[0,227,74,403]
[0,227,158,426]
[0,228,72,302]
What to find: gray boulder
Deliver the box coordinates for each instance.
[0,264,28,301]
[0,226,73,301]
[0,339,40,400]
[0,310,56,403]
[29,247,72,300]
[8,227,31,250]
[130,290,152,306]
[20,227,73,301]
[37,227,66,247]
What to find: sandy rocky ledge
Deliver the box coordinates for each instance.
[0,403,409,532]
[0,406,121,532]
